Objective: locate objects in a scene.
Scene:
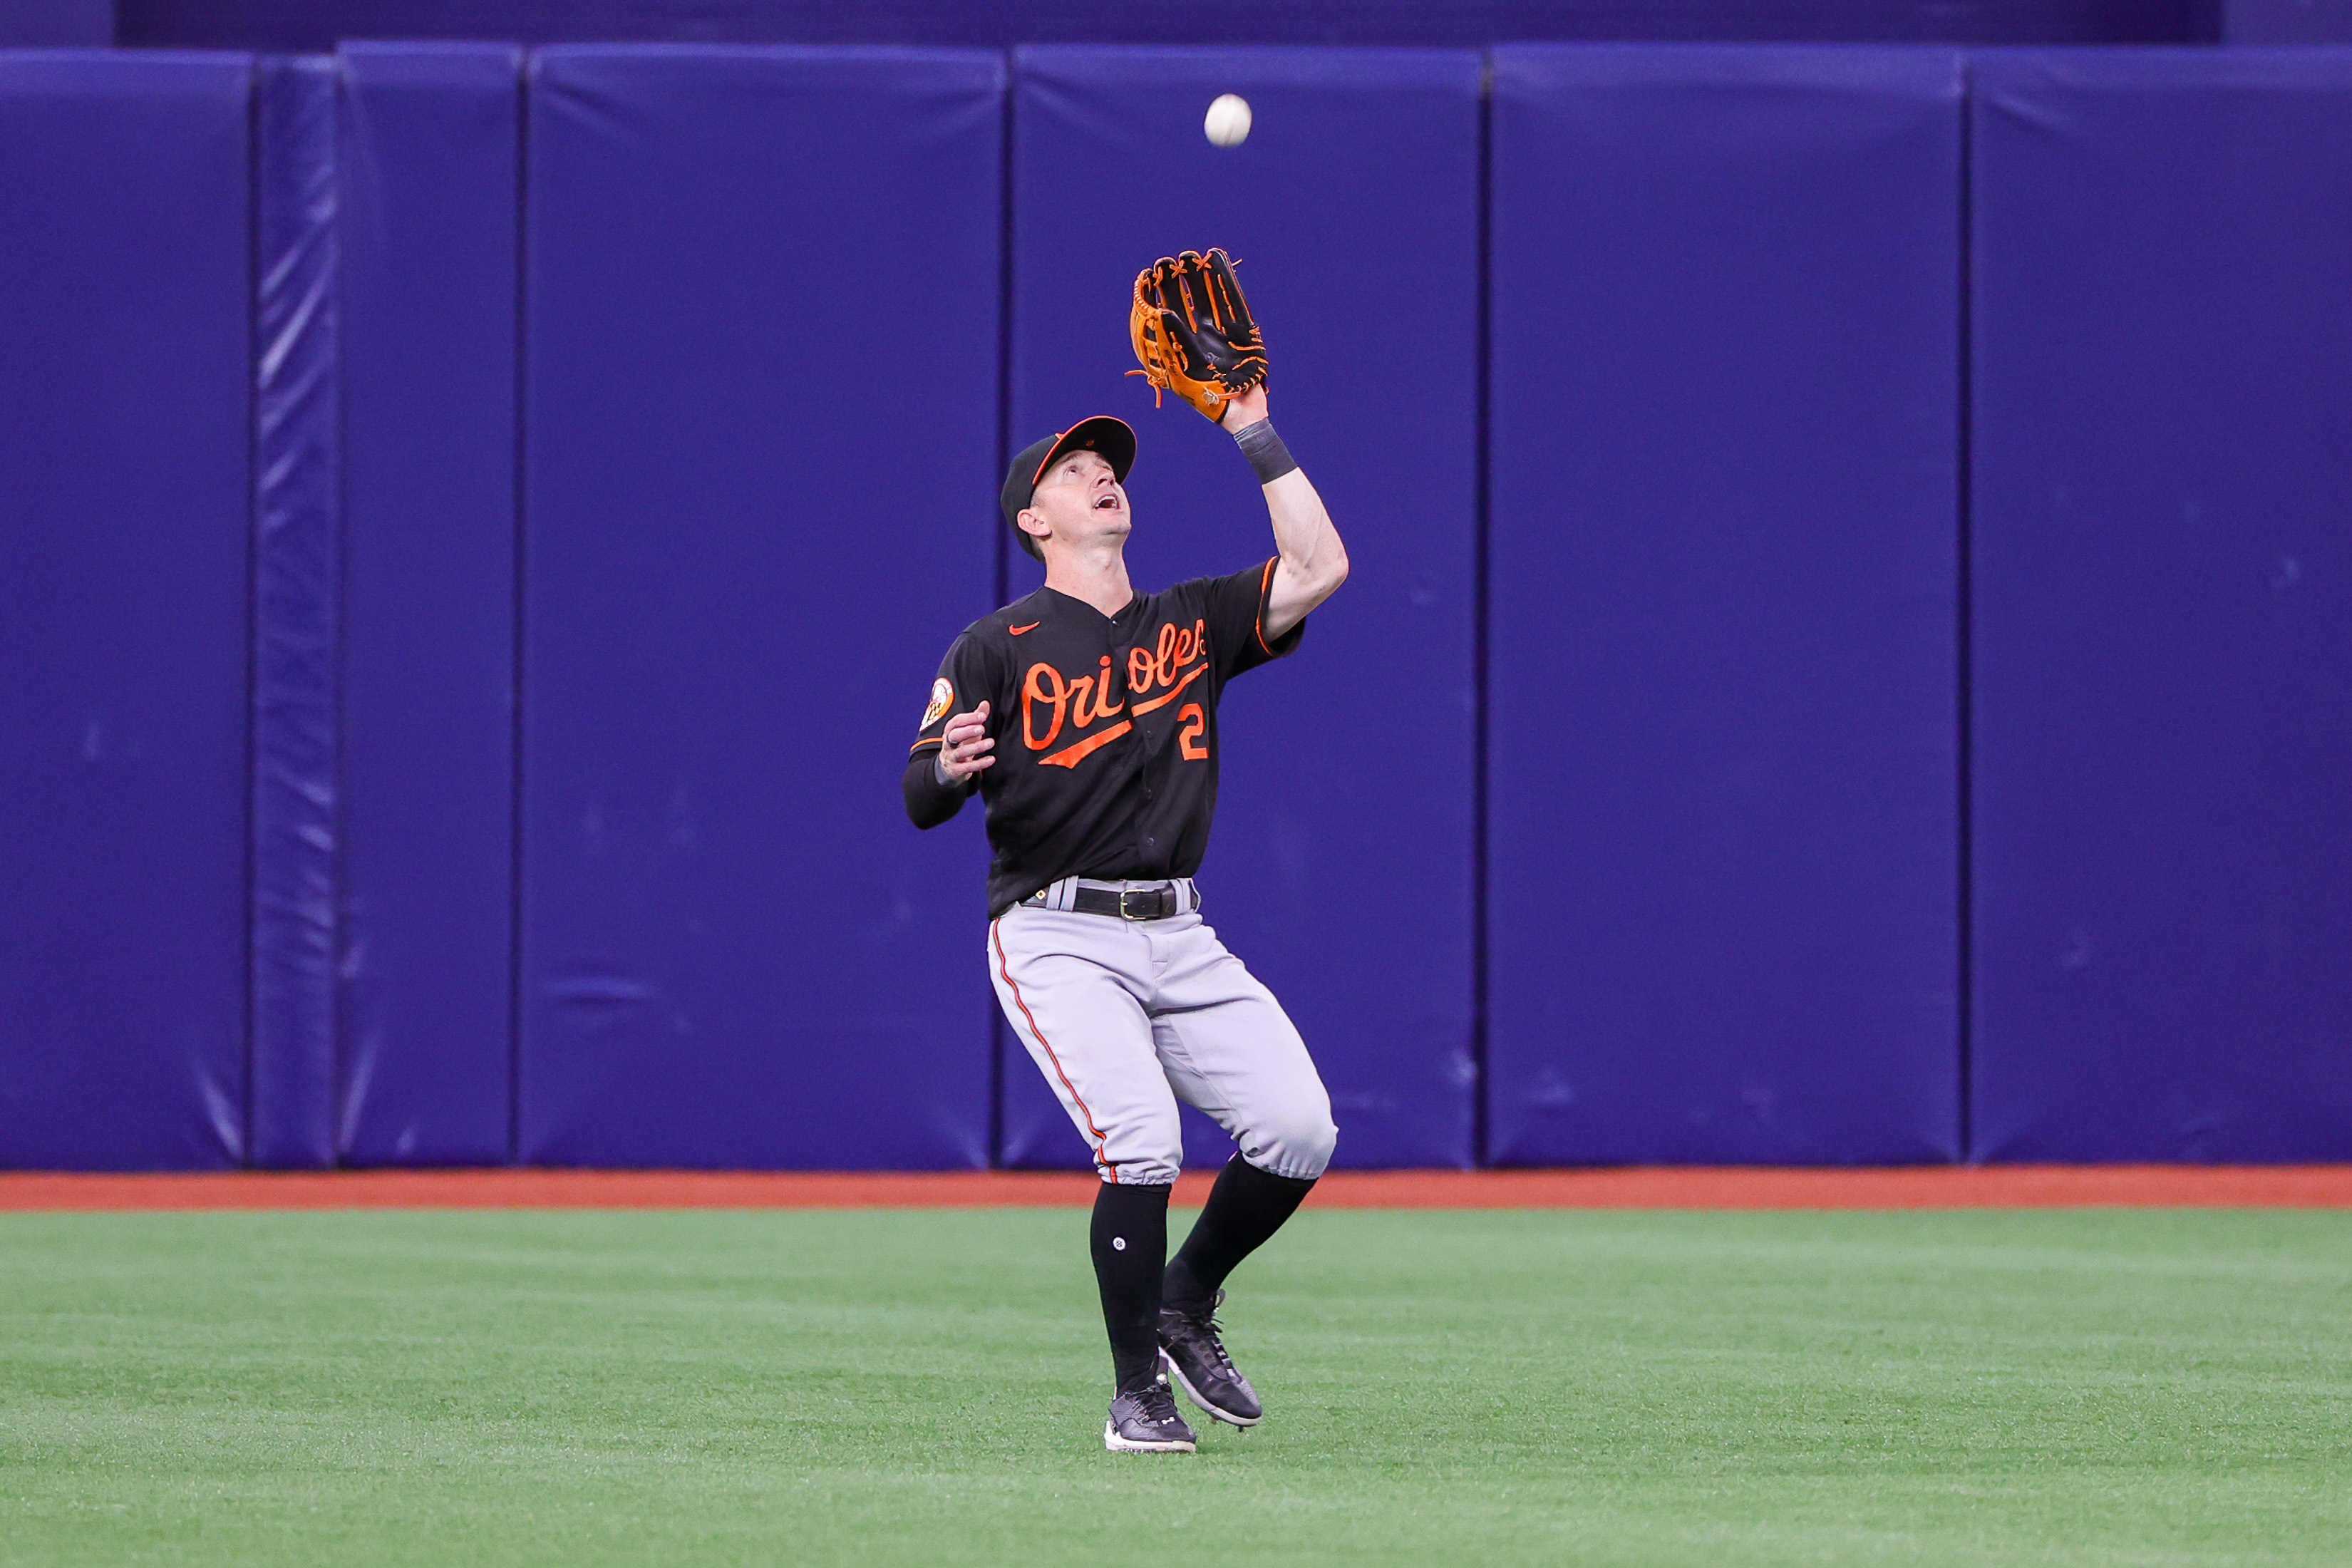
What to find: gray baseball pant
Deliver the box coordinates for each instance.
[989,877,1337,1187]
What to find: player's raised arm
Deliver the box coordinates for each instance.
[1126,249,1346,645]
[1217,383,1346,644]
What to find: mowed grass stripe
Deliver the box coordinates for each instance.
[3,1209,2347,1568]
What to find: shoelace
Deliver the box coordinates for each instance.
[1130,1381,1185,1426]
[1167,1304,1239,1374]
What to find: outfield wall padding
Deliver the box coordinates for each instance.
[333,43,521,1165]
[1485,46,1964,1165]
[517,46,1002,1168]
[249,54,341,1170]
[115,0,2218,51]
[1002,46,1485,1172]
[2222,0,2352,43]
[12,43,2352,1171]
[1968,50,2352,1162]
[0,0,110,47]
[0,53,255,1169]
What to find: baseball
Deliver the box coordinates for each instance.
[1204,93,1252,149]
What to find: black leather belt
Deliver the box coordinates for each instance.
[1023,883,1184,919]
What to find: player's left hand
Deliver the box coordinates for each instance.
[1129,248,1268,422]
[939,700,994,784]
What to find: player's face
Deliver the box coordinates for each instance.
[1024,449,1130,554]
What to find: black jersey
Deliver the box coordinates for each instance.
[905,558,1305,917]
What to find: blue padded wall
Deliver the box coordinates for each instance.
[520,46,1001,1167]
[248,54,341,1168]
[19,42,2352,1173]
[1004,46,1484,1172]
[0,53,254,1169]
[0,1,108,48]
[2223,0,2352,43]
[334,43,521,1164]
[1486,46,1964,1165]
[1969,51,2352,1162]
[118,0,2217,51]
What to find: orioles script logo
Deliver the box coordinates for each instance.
[1023,618,1211,769]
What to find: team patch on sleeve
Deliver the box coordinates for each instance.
[922,678,954,729]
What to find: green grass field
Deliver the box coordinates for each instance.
[4,1207,2348,1567]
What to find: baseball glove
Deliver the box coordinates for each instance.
[1128,248,1267,421]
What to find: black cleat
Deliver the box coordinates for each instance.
[1104,1374,1198,1453]
[1159,1289,1263,1427]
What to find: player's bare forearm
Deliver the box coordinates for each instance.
[1222,387,1347,641]
[1259,471,1346,641]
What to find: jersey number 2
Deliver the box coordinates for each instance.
[1177,703,1209,760]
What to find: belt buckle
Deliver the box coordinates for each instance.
[1118,887,1159,921]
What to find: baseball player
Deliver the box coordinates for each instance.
[904,252,1347,1453]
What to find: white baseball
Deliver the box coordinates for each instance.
[1204,93,1252,149]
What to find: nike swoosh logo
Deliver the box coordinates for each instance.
[1009,622,1041,635]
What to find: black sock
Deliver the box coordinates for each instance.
[1162,1155,1317,1311]
[1090,1180,1172,1394]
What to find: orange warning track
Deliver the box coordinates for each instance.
[4,1166,2351,1211]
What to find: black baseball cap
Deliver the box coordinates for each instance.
[1001,415,1137,559]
